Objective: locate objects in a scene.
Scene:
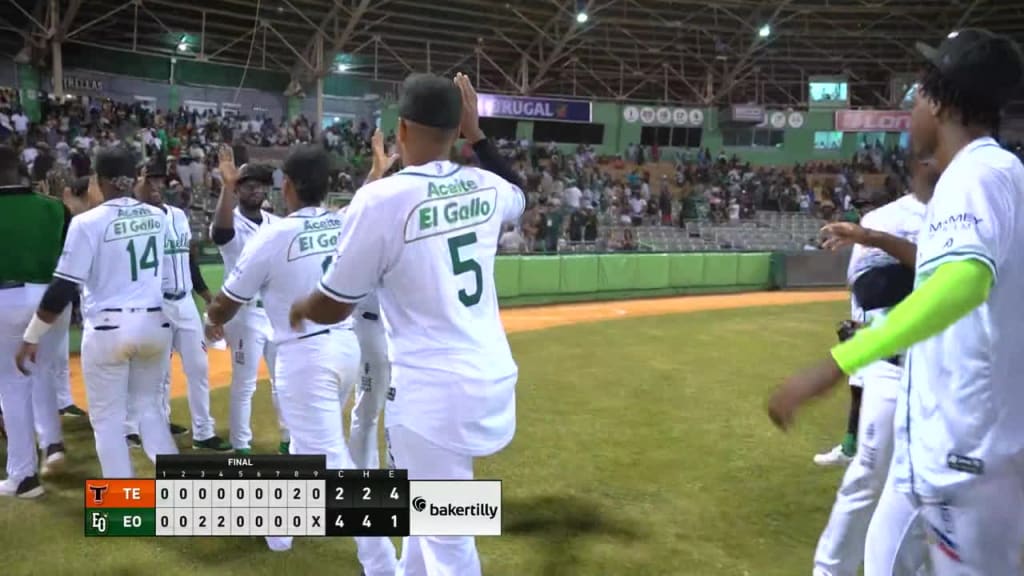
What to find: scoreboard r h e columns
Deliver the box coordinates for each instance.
[84,455,502,538]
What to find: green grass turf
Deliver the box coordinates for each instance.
[5,300,853,575]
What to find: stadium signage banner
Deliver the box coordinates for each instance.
[834,110,911,132]
[727,104,766,124]
[622,105,705,127]
[477,94,592,123]
[63,76,103,92]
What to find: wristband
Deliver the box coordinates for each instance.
[23,315,54,345]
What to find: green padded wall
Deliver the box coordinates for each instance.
[559,255,599,294]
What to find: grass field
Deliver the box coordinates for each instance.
[0,298,854,575]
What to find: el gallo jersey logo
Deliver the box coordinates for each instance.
[408,480,502,536]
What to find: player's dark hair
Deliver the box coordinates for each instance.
[0,145,20,186]
[95,146,138,180]
[399,73,462,138]
[283,145,329,206]
[919,63,1002,135]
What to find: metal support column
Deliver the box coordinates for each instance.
[50,0,63,100]
[314,35,324,131]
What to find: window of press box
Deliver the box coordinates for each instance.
[532,120,604,145]
[814,131,843,150]
[856,132,887,148]
[722,127,784,147]
[809,81,849,103]
[478,117,518,141]
[640,126,703,148]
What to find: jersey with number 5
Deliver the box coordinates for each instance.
[318,161,524,453]
[54,197,166,319]
[221,207,352,343]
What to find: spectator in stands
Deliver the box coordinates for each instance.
[498,223,526,254]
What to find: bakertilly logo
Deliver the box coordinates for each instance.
[411,496,498,519]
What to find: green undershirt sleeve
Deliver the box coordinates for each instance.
[831,259,994,375]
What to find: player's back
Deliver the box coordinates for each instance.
[375,162,521,380]
[55,197,166,318]
[228,207,351,342]
[161,205,193,296]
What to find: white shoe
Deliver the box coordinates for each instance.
[813,445,853,467]
[265,536,292,552]
[0,475,44,498]
[41,448,65,477]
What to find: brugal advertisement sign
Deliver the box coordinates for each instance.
[834,110,912,132]
[476,93,593,123]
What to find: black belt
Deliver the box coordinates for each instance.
[163,292,188,301]
[885,355,903,367]
[0,281,25,290]
[362,312,379,321]
[297,329,330,340]
[101,307,163,313]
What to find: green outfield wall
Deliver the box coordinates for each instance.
[495,252,774,307]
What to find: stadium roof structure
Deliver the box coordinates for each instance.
[1,0,1022,108]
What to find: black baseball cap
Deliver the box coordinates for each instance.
[916,29,1024,106]
[398,73,462,130]
[237,163,274,185]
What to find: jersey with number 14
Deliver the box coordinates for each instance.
[54,197,166,319]
[319,160,525,455]
[221,207,352,343]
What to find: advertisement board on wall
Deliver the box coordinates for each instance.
[622,105,706,127]
[834,109,911,132]
[477,93,592,123]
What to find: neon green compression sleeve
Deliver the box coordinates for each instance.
[831,259,994,375]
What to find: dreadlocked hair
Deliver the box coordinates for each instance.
[919,63,1002,137]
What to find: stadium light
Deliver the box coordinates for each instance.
[576,11,588,24]
[336,63,350,72]
[758,24,771,38]
[947,30,959,38]
[177,35,188,52]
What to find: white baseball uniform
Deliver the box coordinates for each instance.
[221,206,397,570]
[319,160,525,576]
[814,194,925,576]
[56,197,178,478]
[885,137,1024,575]
[157,205,216,442]
[338,204,390,469]
[212,206,288,450]
[33,306,70,449]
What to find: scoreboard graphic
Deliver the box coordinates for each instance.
[84,455,501,538]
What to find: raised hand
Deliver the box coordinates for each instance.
[455,73,484,143]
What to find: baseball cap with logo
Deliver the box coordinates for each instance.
[915,29,1024,106]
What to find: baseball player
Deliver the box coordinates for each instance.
[290,73,525,576]
[0,144,75,497]
[130,158,230,452]
[347,287,389,470]
[204,145,398,570]
[770,29,1024,575]
[16,147,179,479]
[811,172,931,576]
[209,148,289,454]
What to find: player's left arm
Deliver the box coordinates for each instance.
[292,191,395,328]
[206,230,273,329]
[188,240,212,305]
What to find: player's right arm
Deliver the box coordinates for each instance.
[822,221,917,269]
[210,144,238,246]
[17,217,95,374]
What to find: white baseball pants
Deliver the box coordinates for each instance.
[223,308,287,450]
[32,305,69,449]
[0,283,47,482]
[266,328,397,575]
[159,296,215,441]
[387,424,481,576]
[82,309,178,478]
[863,472,928,576]
[349,313,390,469]
[871,465,1024,576]
[813,365,899,576]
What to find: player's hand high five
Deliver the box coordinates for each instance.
[218,144,239,194]
[366,129,400,184]
[455,73,485,143]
